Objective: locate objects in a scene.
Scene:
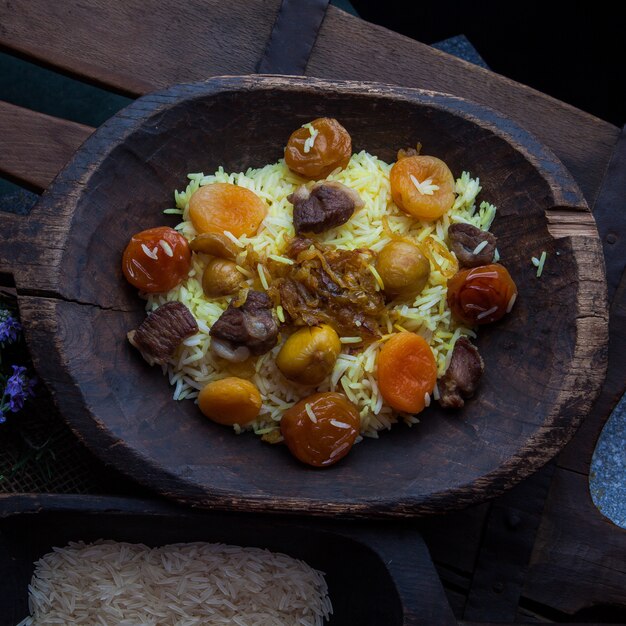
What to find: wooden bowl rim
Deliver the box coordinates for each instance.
[20,75,608,517]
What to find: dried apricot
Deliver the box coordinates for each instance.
[189,183,267,238]
[447,264,518,326]
[390,155,455,220]
[198,377,262,426]
[285,118,352,179]
[122,226,191,293]
[377,332,437,414]
[280,392,360,467]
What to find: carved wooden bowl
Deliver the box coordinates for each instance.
[1,76,608,517]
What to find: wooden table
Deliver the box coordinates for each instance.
[1,1,625,622]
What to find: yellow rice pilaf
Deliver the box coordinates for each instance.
[148,152,497,440]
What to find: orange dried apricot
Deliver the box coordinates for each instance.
[285,118,352,179]
[390,155,455,220]
[122,226,191,293]
[189,183,267,238]
[377,332,437,414]
[447,264,518,326]
[280,392,360,467]
[198,377,262,426]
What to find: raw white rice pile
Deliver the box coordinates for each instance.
[148,152,496,438]
[20,540,332,626]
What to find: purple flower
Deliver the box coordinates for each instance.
[0,308,21,346]
[3,365,36,413]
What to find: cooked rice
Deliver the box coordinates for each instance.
[532,250,547,277]
[20,540,331,625]
[147,152,496,438]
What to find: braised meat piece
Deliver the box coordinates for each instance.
[269,237,385,341]
[128,301,198,366]
[438,337,484,408]
[288,181,363,234]
[209,290,278,356]
[448,223,497,268]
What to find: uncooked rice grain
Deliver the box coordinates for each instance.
[20,540,332,626]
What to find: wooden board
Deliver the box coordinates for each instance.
[305,6,619,207]
[0,2,619,205]
[0,0,282,96]
[0,101,92,191]
[0,76,607,517]
[523,468,626,619]
[0,0,624,620]
[0,494,456,626]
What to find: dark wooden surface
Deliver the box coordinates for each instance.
[0,0,624,622]
[0,0,619,205]
[0,76,608,518]
[0,0,283,96]
[0,100,92,191]
[306,6,619,208]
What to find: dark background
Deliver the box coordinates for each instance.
[351,0,626,127]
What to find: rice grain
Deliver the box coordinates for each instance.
[22,541,332,626]
[149,154,496,438]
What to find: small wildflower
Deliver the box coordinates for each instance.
[1,365,36,417]
[0,308,21,347]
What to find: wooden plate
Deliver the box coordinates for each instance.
[0,76,608,517]
[0,494,455,625]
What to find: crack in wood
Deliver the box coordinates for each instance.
[16,288,138,313]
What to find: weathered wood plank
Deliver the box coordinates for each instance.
[420,503,489,574]
[558,128,626,475]
[0,101,92,191]
[522,468,626,618]
[305,6,619,206]
[0,2,618,210]
[463,464,554,622]
[0,0,282,96]
[588,126,626,302]
[257,0,330,75]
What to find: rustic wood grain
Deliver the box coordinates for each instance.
[463,464,555,622]
[589,126,626,301]
[420,503,489,575]
[0,494,456,626]
[6,76,606,517]
[0,1,618,209]
[305,6,619,206]
[558,128,626,474]
[515,215,626,623]
[522,468,626,619]
[0,0,282,96]
[0,2,620,618]
[0,101,92,191]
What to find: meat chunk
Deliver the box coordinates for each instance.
[209,290,278,357]
[288,181,363,234]
[128,301,198,366]
[448,223,497,268]
[438,337,484,408]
